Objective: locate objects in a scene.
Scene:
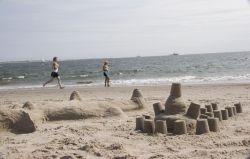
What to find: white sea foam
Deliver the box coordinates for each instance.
[80,75,88,78]
[2,77,13,80]
[1,74,250,90]
[17,76,25,79]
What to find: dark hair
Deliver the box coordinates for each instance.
[53,57,58,62]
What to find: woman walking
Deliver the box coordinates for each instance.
[103,61,111,87]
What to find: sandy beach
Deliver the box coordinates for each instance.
[0,83,250,159]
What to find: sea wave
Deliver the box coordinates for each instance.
[1,74,250,90]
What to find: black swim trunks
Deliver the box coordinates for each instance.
[51,72,59,78]
[103,71,109,77]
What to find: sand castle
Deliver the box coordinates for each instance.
[135,83,244,135]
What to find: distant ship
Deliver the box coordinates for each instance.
[172,53,179,56]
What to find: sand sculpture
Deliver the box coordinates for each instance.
[69,91,82,101]
[0,109,36,134]
[135,83,244,136]
[131,89,145,109]
[22,101,34,110]
[165,83,186,115]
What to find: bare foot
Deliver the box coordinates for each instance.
[60,86,65,89]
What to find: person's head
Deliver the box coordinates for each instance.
[53,57,58,62]
[104,61,108,65]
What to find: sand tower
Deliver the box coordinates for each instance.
[131,89,145,109]
[165,83,186,115]
[69,91,82,101]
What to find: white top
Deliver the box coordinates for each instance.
[53,68,59,73]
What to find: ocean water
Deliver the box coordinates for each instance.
[1,52,250,89]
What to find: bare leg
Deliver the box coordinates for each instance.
[107,77,110,87]
[56,76,64,89]
[43,77,54,87]
[104,77,107,87]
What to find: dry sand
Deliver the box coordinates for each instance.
[0,83,250,159]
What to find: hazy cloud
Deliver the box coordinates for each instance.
[0,0,250,61]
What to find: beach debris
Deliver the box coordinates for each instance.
[200,108,207,114]
[174,120,187,135]
[186,102,200,119]
[221,109,229,120]
[196,119,210,135]
[165,83,186,115]
[131,89,145,109]
[234,103,243,113]
[155,120,167,134]
[153,102,164,116]
[22,101,34,110]
[205,105,213,112]
[213,110,222,121]
[225,107,234,117]
[69,91,82,101]
[211,103,219,110]
[0,109,36,134]
[207,118,220,132]
[143,119,155,134]
[135,116,144,131]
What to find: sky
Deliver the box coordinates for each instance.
[0,0,250,61]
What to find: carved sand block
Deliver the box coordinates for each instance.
[199,114,208,119]
[22,101,34,110]
[196,119,210,135]
[232,106,237,116]
[153,102,164,116]
[225,107,234,117]
[155,120,167,134]
[200,108,207,114]
[205,112,214,118]
[234,103,243,113]
[221,109,229,120]
[213,110,222,121]
[165,83,186,115]
[0,109,36,134]
[207,118,220,132]
[174,120,187,135]
[69,91,82,101]
[211,103,219,110]
[205,105,213,112]
[131,89,145,109]
[135,116,144,131]
[143,119,155,134]
[186,102,200,119]
[155,114,196,134]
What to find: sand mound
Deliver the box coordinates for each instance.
[9,104,21,109]
[22,101,34,110]
[69,91,82,101]
[0,109,36,134]
[104,107,127,118]
[45,107,98,121]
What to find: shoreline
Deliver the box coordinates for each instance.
[1,81,250,92]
